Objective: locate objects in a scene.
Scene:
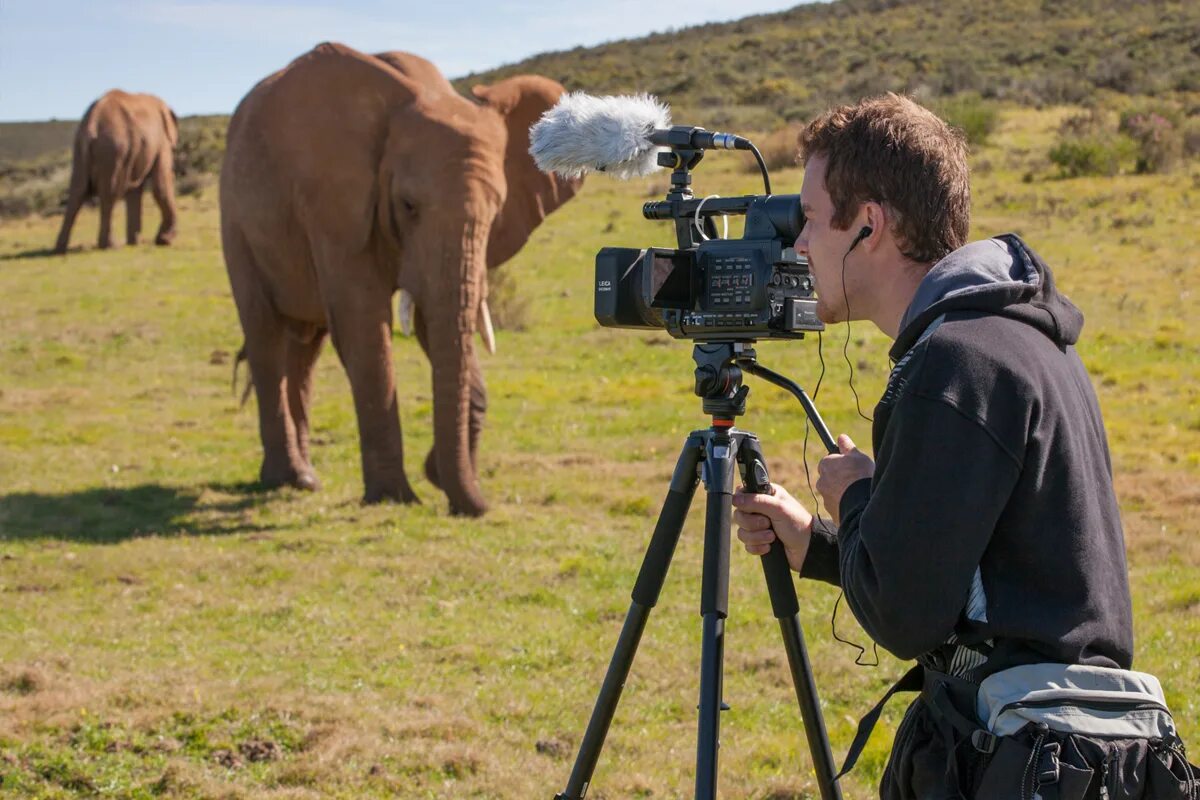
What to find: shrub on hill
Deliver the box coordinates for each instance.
[1049,110,1136,178]
[933,93,999,146]
[742,122,804,174]
[1118,104,1184,174]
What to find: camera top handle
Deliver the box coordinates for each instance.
[648,125,772,196]
[643,126,781,250]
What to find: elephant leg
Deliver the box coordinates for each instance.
[247,317,313,490]
[97,190,116,250]
[223,229,311,490]
[325,272,417,505]
[285,328,326,489]
[413,308,487,490]
[149,154,178,246]
[125,186,144,246]
[54,181,87,255]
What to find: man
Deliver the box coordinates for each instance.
[733,95,1195,798]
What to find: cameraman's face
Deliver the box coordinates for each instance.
[796,155,858,324]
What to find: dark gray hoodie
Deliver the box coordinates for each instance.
[802,234,1134,676]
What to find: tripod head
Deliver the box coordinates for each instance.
[693,341,756,420]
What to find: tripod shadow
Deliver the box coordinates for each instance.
[0,481,279,543]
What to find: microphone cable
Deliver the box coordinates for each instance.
[797,330,880,667]
[748,142,771,195]
[841,245,874,424]
[823,240,880,666]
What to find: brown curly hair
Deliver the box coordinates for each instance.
[798,93,970,264]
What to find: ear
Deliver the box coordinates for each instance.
[474,76,582,269]
[162,105,179,147]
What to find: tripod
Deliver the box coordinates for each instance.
[555,341,843,800]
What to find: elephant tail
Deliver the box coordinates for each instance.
[231,344,253,407]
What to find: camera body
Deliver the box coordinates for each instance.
[595,193,823,341]
[591,125,823,341]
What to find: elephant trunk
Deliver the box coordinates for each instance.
[426,218,490,516]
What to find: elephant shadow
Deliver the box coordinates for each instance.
[0,482,280,544]
[0,247,63,261]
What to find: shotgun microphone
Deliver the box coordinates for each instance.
[528,92,754,180]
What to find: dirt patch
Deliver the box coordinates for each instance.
[2,667,46,695]
[535,737,570,758]
[238,738,280,763]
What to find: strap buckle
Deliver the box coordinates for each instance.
[971,728,998,754]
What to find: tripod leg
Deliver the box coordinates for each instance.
[695,430,736,800]
[738,436,844,800]
[556,436,704,800]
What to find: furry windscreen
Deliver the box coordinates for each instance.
[528,92,671,180]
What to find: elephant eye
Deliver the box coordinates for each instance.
[401,199,418,219]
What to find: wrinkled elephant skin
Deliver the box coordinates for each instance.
[220,43,580,516]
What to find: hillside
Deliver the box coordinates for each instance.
[6,0,1199,149]
[0,120,77,163]
[454,0,1200,129]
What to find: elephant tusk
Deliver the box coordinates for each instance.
[397,289,414,336]
[478,299,496,355]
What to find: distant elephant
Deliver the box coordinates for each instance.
[220,43,580,516]
[54,89,179,254]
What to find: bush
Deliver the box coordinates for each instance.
[1183,119,1200,160]
[934,93,999,146]
[174,116,227,188]
[743,123,803,173]
[1048,135,1136,178]
[1048,109,1136,178]
[1118,107,1183,173]
[0,150,72,219]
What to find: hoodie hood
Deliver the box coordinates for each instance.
[890,233,1084,361]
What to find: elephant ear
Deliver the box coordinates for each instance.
[161,105,179,147]
[472,77,582,269]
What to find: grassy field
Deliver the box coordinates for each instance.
[0,106,1197,799]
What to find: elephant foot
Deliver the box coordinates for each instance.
[423,449,441,490]
[155,231,176,246]
[52,245,67,256]
[362,484,419,505]
[127,236,141,246]
[448,495,489,517]
[260,460,320,492]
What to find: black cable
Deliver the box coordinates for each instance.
[820,245,878,667]
[801,331,826,520]
[840,245,873,423]
[831,592,880,667]
[748,142,772,195]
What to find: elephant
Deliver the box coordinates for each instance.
[54,89,179,254]
[219,42,581,516]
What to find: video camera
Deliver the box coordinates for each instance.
[594,126,823,341]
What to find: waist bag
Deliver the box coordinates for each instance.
[840,662,1198,800]
[975,663,1176,740]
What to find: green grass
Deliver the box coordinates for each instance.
[0,106,1197,799]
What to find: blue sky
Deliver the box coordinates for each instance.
[0,0,808,121]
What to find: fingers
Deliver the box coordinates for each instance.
[736,523,776,557]
[732,483,790,514]
[837,433,856,454]
[733,508,773,532]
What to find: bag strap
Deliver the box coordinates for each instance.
[837,664,924,778]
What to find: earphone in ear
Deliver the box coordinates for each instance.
[845,225,873,255]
